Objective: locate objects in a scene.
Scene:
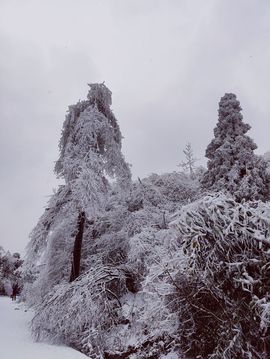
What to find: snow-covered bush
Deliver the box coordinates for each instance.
[0,247,23,296]
[171,194,270,358]
[31,222,184,358]
[31,266,127,355]
[129,171,201,213]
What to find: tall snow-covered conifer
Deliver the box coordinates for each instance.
[55,83,131,213]
[57,83,131,281]
[202,93,269,201]
[25,83,131,285]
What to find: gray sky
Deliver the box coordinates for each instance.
[1,0,270,253]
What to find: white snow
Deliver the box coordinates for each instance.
[0,296,88,359]
[160,352,179,359]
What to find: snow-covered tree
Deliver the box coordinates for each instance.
[55,82,131,213]
[202,93,269,201]
[24,83,131,290]
[180,143,197,179]
[58,83,131,281]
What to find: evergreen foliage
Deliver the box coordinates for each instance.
[202,93,269,201]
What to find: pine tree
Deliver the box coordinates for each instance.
[180,143,197,179]
[202,93,269,201]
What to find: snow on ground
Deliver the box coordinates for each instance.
[0,296,88,359]
[160,353,179,359]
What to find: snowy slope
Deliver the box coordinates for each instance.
[0,296,87,359]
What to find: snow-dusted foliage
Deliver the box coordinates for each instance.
[22,185,76,303]
[23,83,131,302]
[30,173,200,358]
[202,93,270,201]
[55,83,131,216]
[136,172,201,212]
[24,186,71,269]
[171,194,270,358]
[263,151,270,175]
[179,143,198,179]
[0,247,23,296]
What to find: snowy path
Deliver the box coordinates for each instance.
[0,296,88,359]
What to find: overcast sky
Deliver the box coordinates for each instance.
[1,0,270,253]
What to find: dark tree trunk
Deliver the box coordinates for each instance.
[70,211,85,282]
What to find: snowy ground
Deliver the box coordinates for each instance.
[0,296,87,359]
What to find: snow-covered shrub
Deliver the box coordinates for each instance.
[147,172,200,206]
[127,172,201,214]
[0,247,23,296]
[31,266,127,355]
[171,194,270,358]
[31,224,185,358]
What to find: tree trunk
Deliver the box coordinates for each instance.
[70,211,85,282]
